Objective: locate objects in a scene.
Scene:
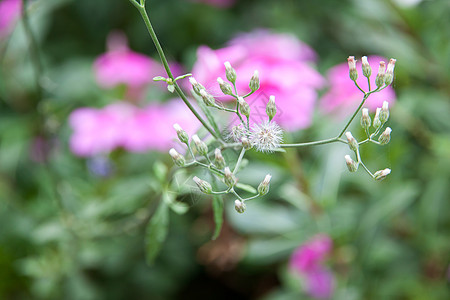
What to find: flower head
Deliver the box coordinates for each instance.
[250,121,283,153]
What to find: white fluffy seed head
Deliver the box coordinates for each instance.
[250,121,283,153]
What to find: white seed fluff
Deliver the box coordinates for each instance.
[250,121,283,153]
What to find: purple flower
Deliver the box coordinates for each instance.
[0,0,22,39]
[69,99,200,157]
[93,32,164,99]
[290,234,335,299]
[320,55,396,117]
[191,29,325,131]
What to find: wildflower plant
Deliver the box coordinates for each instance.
[127,0,396,235]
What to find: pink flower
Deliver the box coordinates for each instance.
[320,55,396,117]
[93,32,164,98]
[290,234,335,299]
[191,29,325,131]
[0,0,22,39]
[69,99,200,157]
[190,0,235,8]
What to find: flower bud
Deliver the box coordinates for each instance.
[379,101,389,123]
[373,108,382,129]
[200,89,215,106]
[249,70,260,92]
[169,148,185,167]
[345,155,358,172]
[217,77,233,96]
[360,108,371,130]
[189,77,205,96]
[361,56,372,78]
[238,97,250,117]
[384,58,396,86]
[224,167,236,188]
[266,95,277,121]
[345,131,359,152]
[173,123,189,144]
[193,176,212,194]
[192,134,208,156]
[214,148,226,169]
[224,61,236,84]
[378,127,392,145]
[257,174,271,195]
[234,200,246,213]
[241,137,252,150]
[375,61,386,88]
[348,56,358,81]
[374,168,391,181]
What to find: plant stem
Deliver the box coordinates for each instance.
[338,92,370,138]
[281,137,344,148]
[133,2,221,141]
[233,148,246,175]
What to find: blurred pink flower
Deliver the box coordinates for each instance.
[0,0,22,39]
[69,99,200,157]
[93,32,164,99]
[191,0,235,8]
[191,29,325,131]
[290,234,335,299]
[320,55,396,117]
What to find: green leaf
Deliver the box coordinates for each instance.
[153,161,168,183]
[153,76,167,81]
[235,182,257,194]
[174,73,192,81]
[163,192,189,215]
[211,195,224,240]
[145,200,169,264]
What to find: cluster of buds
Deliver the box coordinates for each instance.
[347,56,396,88]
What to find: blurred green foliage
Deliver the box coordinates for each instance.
[0,0,449,299]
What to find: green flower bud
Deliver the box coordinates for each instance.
[257,174,271,195]
[266,95,277,121]
[379,101,389,124]
[224,167,236,188]
[200,89,215,106]
[374,168,391,181]
[249,70,260,92]
[373,108,382,130]
[345,155,358,172]
[189,77,205,96]
[224,61,236,83]
[192,134,208,156]
[234,200,246,213]
[378,127,392,145]
[360,108,371,130]
[384,58,396,86]
[169,148,185,167]
[345,131,359,152]
[173,123,189,144]
[193,176,212,194]
[361,56,372,78]
[217,77,233,96]
[375,61,386,88]
[238,97,250,117]
[214,148,226,169]
[348,56,358,81]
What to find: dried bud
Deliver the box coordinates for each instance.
[361,56,372,78]
[345,131,359,152]
[217,77,233,96]
[348,56,358,81]
[384,58,396,86]
[360,108,371,129]
[192,134,208,156]
[373,108,382,129]
[169,148,185,167]
[238,97,250,117]
[224,61,236,83]
[214,148,226,169]
[200,89,215,106]
[234,200,246,213]
[249,70,260,92]
[189,77,205,96]
[241,137,252,150]
[266,95,277,121]
[374,168,391,181]
[378,127,392,145]
[173,123,189,144]
[257,174,271,195]
[224,167,236,188]
[379,101,389,123]
[375,61,386,88]
[345,155,358,172]
[193,176,212,194]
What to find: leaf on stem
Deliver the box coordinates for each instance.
[211,195,224,240]
[145,199,169,264]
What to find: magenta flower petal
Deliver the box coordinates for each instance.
[305,267,335,299]
[0,0,22,39]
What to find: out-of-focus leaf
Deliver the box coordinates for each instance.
[145,200,169,264]
[153,161,168,183]
[211,195,223,240]
[235,182,257,194]
[164,192,189,215]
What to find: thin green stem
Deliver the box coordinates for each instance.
[281,137,343,148]
[233,148,246,175]
[230,189,244,201]
[353,81,366,94]
[22,0,43,101]
[243,194,260,202]
[134,3,221,141]
[337,93,370,138]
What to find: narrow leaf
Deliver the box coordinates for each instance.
[236,182,257,194]
[211,195,224,240]
[145,200,169,264]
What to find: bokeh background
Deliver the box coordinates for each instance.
[0,0,449,299]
